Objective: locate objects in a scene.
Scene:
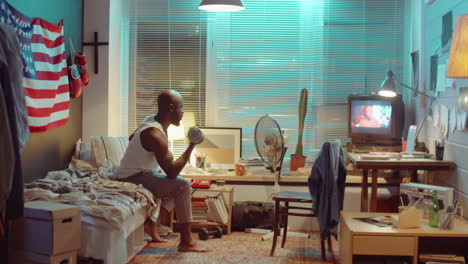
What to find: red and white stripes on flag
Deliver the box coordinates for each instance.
[1,0,70,133]
[25,18,69,132]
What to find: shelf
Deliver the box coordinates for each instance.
[192,221,227,227]
[171,186,234,235]
[191,187,233,193]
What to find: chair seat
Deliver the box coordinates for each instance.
[272,191,312,202]
[270,190,329,260]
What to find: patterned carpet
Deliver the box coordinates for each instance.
[128,231,338,264]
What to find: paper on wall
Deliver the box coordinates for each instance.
[450,106,457,135]
[432,103,440,128]
[439,104,449,138]
[457,112,468,131]
[437,64,447,93]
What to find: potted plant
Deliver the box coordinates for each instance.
[290,88,308,171]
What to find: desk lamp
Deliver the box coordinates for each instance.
[378,70,437,144]
[168,121,185,153]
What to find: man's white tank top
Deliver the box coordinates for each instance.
[115,115,166,179]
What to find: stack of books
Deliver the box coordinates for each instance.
[237,158,269,175]
[192,197,208,222]
[205,195,229,225]
[239,158,265,166]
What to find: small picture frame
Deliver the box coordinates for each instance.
[195,127,242,170]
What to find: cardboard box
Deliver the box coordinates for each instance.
[9,249,77,264]
[10,201,81,255]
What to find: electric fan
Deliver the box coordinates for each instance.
[254,115,288,195]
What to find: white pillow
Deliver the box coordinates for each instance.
[69,138,97,169]
[77,138,93,161]
[90,136,129,170]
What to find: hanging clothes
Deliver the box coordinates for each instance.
[308,141,347,241]
[0,0,30,148]
[0,22,26,220]
[0,21,27,264]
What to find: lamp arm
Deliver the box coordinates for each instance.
[394,79,437,100]
[414,99,434,143]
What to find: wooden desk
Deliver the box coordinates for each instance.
[347,153,455,212]
[340,211,468,264]
[181,173,402,185]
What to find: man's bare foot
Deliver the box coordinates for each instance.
[144,222,168,243]
[150,235,169,243]
[178,241,212,252]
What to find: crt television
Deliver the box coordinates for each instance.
[348,94,404,146]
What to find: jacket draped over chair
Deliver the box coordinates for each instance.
[308,141,347,240]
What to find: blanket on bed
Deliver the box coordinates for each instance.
[24,169,160,229]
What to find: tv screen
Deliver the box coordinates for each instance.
[350,100,392,135]
[348,95,404,146]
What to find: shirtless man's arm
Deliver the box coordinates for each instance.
[140,127,196,179]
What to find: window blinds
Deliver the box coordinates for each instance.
[120,0,411,163]
[207,0,411,162]
[120,0,207,156]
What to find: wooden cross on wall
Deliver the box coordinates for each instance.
[82,32,109,74]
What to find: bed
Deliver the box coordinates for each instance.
[24,136,160,264]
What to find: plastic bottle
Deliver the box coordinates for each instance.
[429,190,439,228]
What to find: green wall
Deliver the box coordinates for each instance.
[7,0,83,182]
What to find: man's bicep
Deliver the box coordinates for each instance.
[141,129,174,171]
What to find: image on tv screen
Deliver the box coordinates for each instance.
[350,101,392,129]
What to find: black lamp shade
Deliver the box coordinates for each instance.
[379,70,398,97]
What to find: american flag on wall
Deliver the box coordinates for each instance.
[0,0,69,132]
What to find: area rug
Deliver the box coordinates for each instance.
[128,231,338,264]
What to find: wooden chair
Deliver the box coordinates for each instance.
[270,191,332,260]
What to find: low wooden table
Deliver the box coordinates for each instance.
[347,153,455,212]
[340,211,468,264]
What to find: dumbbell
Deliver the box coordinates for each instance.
[198,226,223,240]
[188,127,204,144]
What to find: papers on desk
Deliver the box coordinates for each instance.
[358,152,428,160]
[400,152,429,159]
[360,152,399,160]
[354,216,392,227]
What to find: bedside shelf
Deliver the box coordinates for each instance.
[171,187,234,234]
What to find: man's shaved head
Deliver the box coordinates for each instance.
[157,89,184,126]
[157,89,183,113]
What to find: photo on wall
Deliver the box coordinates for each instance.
[442,11,453,53]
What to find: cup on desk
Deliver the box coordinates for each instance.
[439,211,455,230]
[435,146,444,160]
[439,205,463,230]
[235,163,245,176]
